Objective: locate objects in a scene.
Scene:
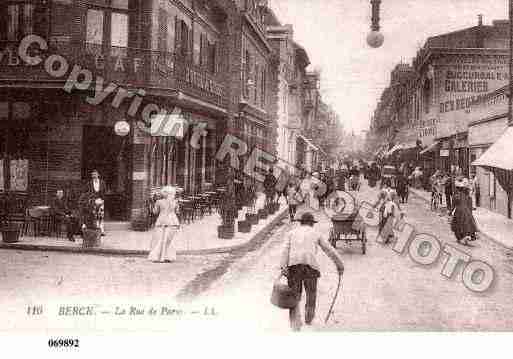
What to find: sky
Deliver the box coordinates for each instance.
[269,0,508,134]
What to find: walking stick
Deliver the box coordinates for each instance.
[325,273,342,324]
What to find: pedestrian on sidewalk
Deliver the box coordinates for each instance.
[470,175,478,210]
[280,212,345,331]
[380,192,403,244]
[148,186,180,263]
[396,172,409,204]
[286,182,303,222]
[450,193,478,246]
[443,172,453,212]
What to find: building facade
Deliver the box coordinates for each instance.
[468,86,510,218]
[368,17,510,179]
[0,0,233,221]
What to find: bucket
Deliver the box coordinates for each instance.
[270,275,299,309]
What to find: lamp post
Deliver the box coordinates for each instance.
[509,0,513,127]
[367,0,384,48]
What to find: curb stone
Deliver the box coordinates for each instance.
[0,208,289,257]
[409,188,512,251]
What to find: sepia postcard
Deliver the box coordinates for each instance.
[1,0,513,355]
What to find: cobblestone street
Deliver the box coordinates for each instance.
[3,181,513,332]
[189,181,513,331]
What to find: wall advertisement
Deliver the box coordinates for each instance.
[436,52,509,138]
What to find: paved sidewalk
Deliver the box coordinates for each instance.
[409,187,513,249]
[0,197,288,256]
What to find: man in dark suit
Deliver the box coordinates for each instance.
[83,170,107,236]
[51,189,78,242]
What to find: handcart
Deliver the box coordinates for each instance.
[325,192,367,254]
[349,175,360,191]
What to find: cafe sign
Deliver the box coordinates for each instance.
[155,55,223,98]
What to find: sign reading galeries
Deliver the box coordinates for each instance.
[436,52,509,138]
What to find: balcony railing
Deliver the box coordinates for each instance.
[0,40,227,108]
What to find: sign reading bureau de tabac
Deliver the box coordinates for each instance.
[436,52,509,138]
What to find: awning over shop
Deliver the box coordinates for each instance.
[419,141,440,155]
[472,127,513,170]
[298,134,320,152]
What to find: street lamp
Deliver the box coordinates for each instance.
[367,0,384,48]
[509,0,513,127]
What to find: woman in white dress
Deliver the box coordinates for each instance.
[148,186,180,263]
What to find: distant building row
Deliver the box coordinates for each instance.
[367,16,513,219]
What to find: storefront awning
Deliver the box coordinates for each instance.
[297,134,320,152]
[419,141,440,155]
[472,127,513,170]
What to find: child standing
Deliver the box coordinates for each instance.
[381,192,403,244]
[286,182,303,221]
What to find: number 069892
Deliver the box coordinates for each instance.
[48,338,79,348]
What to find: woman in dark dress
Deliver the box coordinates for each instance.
[396,172,409,204]
[451,190,478,245]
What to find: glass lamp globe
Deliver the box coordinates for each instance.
[367,30,384,48]
[114,120,131,137]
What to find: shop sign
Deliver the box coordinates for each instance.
[440,149,450,157]
[0,43,145,74]
[437,53,509,137]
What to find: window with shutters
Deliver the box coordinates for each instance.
[208,42,217,74]
[175,20,190,59]
[243,50,251,99]
[261,67,266,108]
[158,8,168,52]
[182,21,190,58]
[254,64,259,103]
[2,1,50,41]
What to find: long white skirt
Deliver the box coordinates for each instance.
[148,226,178,263]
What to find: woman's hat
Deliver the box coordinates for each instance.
[297,212,318,224]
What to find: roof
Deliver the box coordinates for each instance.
[472,127,513,170]
[293,41,310,67]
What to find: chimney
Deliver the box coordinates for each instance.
[478,14,483,26]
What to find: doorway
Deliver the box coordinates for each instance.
[82,125,131,221]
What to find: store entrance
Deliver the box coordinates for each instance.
[82,125,130,221]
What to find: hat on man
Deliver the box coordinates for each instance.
[297,212,318,224]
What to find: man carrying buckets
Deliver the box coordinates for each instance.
[278,212,345,331]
